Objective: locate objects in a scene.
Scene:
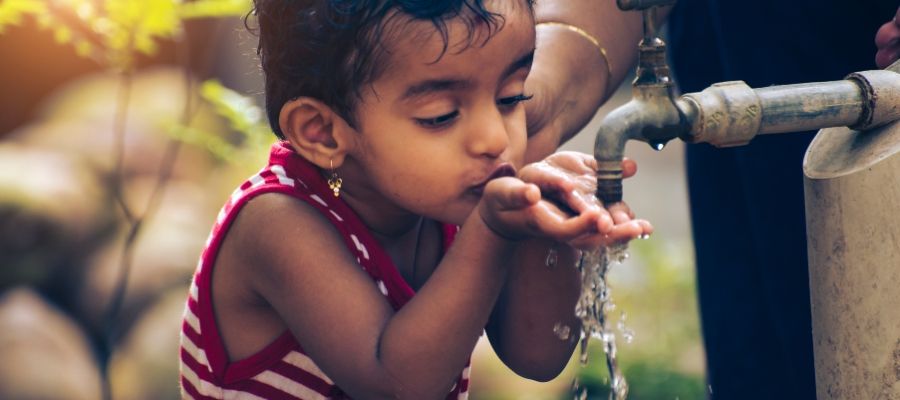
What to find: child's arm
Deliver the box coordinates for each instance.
[228,194,506,399]
[225,175,610,399]
[483,152,652,380]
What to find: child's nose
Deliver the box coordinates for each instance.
[466,107,510,158]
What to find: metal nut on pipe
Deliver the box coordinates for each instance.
[846,70,900,131]
[680,81,762,147]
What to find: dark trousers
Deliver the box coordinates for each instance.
[686,132,817,400]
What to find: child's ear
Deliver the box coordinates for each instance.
[279,97,354,168]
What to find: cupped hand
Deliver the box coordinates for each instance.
[875,7,900,69]
[477,152,652,249]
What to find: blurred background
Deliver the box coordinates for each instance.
[0,1,704,399]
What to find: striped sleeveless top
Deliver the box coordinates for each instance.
[179,141,470,399]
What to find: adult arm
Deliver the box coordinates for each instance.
[525,1,670,162]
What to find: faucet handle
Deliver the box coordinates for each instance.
[616,0,676,11]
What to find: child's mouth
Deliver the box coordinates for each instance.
[471,163,517,195]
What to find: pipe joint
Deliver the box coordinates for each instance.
[846,70,900,131]
[681,80,762,147]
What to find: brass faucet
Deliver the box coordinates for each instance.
[594,0,900,205]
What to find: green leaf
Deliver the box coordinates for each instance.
[179,0,251,19]
[0,0,47,33]
[53,25,73,44]
[163,80,271,167]
[199,80,268,139]
[104,0,182,61]
[163,121,242,163]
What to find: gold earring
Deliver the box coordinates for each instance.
[327,159,342,197]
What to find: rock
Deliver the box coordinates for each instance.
[108,287,189,400]
[0,144,112,295]
[8,66,225,182]
[0,288,102,399]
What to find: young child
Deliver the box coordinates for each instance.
[179,1,652,399]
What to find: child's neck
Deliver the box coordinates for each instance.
[371,216,438,291]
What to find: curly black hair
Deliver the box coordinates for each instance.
[249,0,534,138]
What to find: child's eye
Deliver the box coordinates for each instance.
[497,93,534,108]
[414,110,459,129]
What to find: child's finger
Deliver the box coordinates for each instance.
[557,189,603,216]
[606,202,635,224]
[596,209,614,233]
[603,221,644,243]
[529,202,601,241]
[602,219,654,244]
[522,165,577,193]
[487,178,540,211]
[526,167,601,215]
[621,157,638,179]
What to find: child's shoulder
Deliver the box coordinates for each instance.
[210,191,360,361]
[224,191,352,278]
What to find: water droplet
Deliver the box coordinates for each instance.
[622,329,635,344]
[553,322,571,340]
[571,379,588,400]
[545,247,558,268]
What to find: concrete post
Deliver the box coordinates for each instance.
[804,115,900,399]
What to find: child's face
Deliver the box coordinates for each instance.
[344,0,535,225]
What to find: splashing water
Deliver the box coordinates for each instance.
[554,322,572,341]
[573,243,631,400]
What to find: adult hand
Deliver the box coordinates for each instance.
[875,6,900,68]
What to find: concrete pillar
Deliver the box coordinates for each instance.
[804,115,900,399]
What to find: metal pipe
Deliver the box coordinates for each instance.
[679,70,900,144]
[595,69,900,204]
[755,81,863,134]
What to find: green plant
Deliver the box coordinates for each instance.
[0,2,258,399]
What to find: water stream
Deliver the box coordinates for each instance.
[570,243,631,400]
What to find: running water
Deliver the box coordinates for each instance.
[572,243,631,400]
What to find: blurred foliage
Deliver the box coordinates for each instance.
[164,79,270,167]
[0,1,267,399]
[0,0,250,69]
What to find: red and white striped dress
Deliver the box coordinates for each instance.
[180,141,470,399]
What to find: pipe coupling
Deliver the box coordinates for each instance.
[595,160,624,205]
[846,70,900,131]
[680,80,763,147]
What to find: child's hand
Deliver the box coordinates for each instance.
[477,151,652,249]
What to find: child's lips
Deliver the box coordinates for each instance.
[471,163,517,195]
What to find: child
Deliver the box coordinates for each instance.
[179,1,652,399]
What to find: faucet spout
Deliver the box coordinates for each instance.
[593,94,686,205]
[593,8,687,205]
